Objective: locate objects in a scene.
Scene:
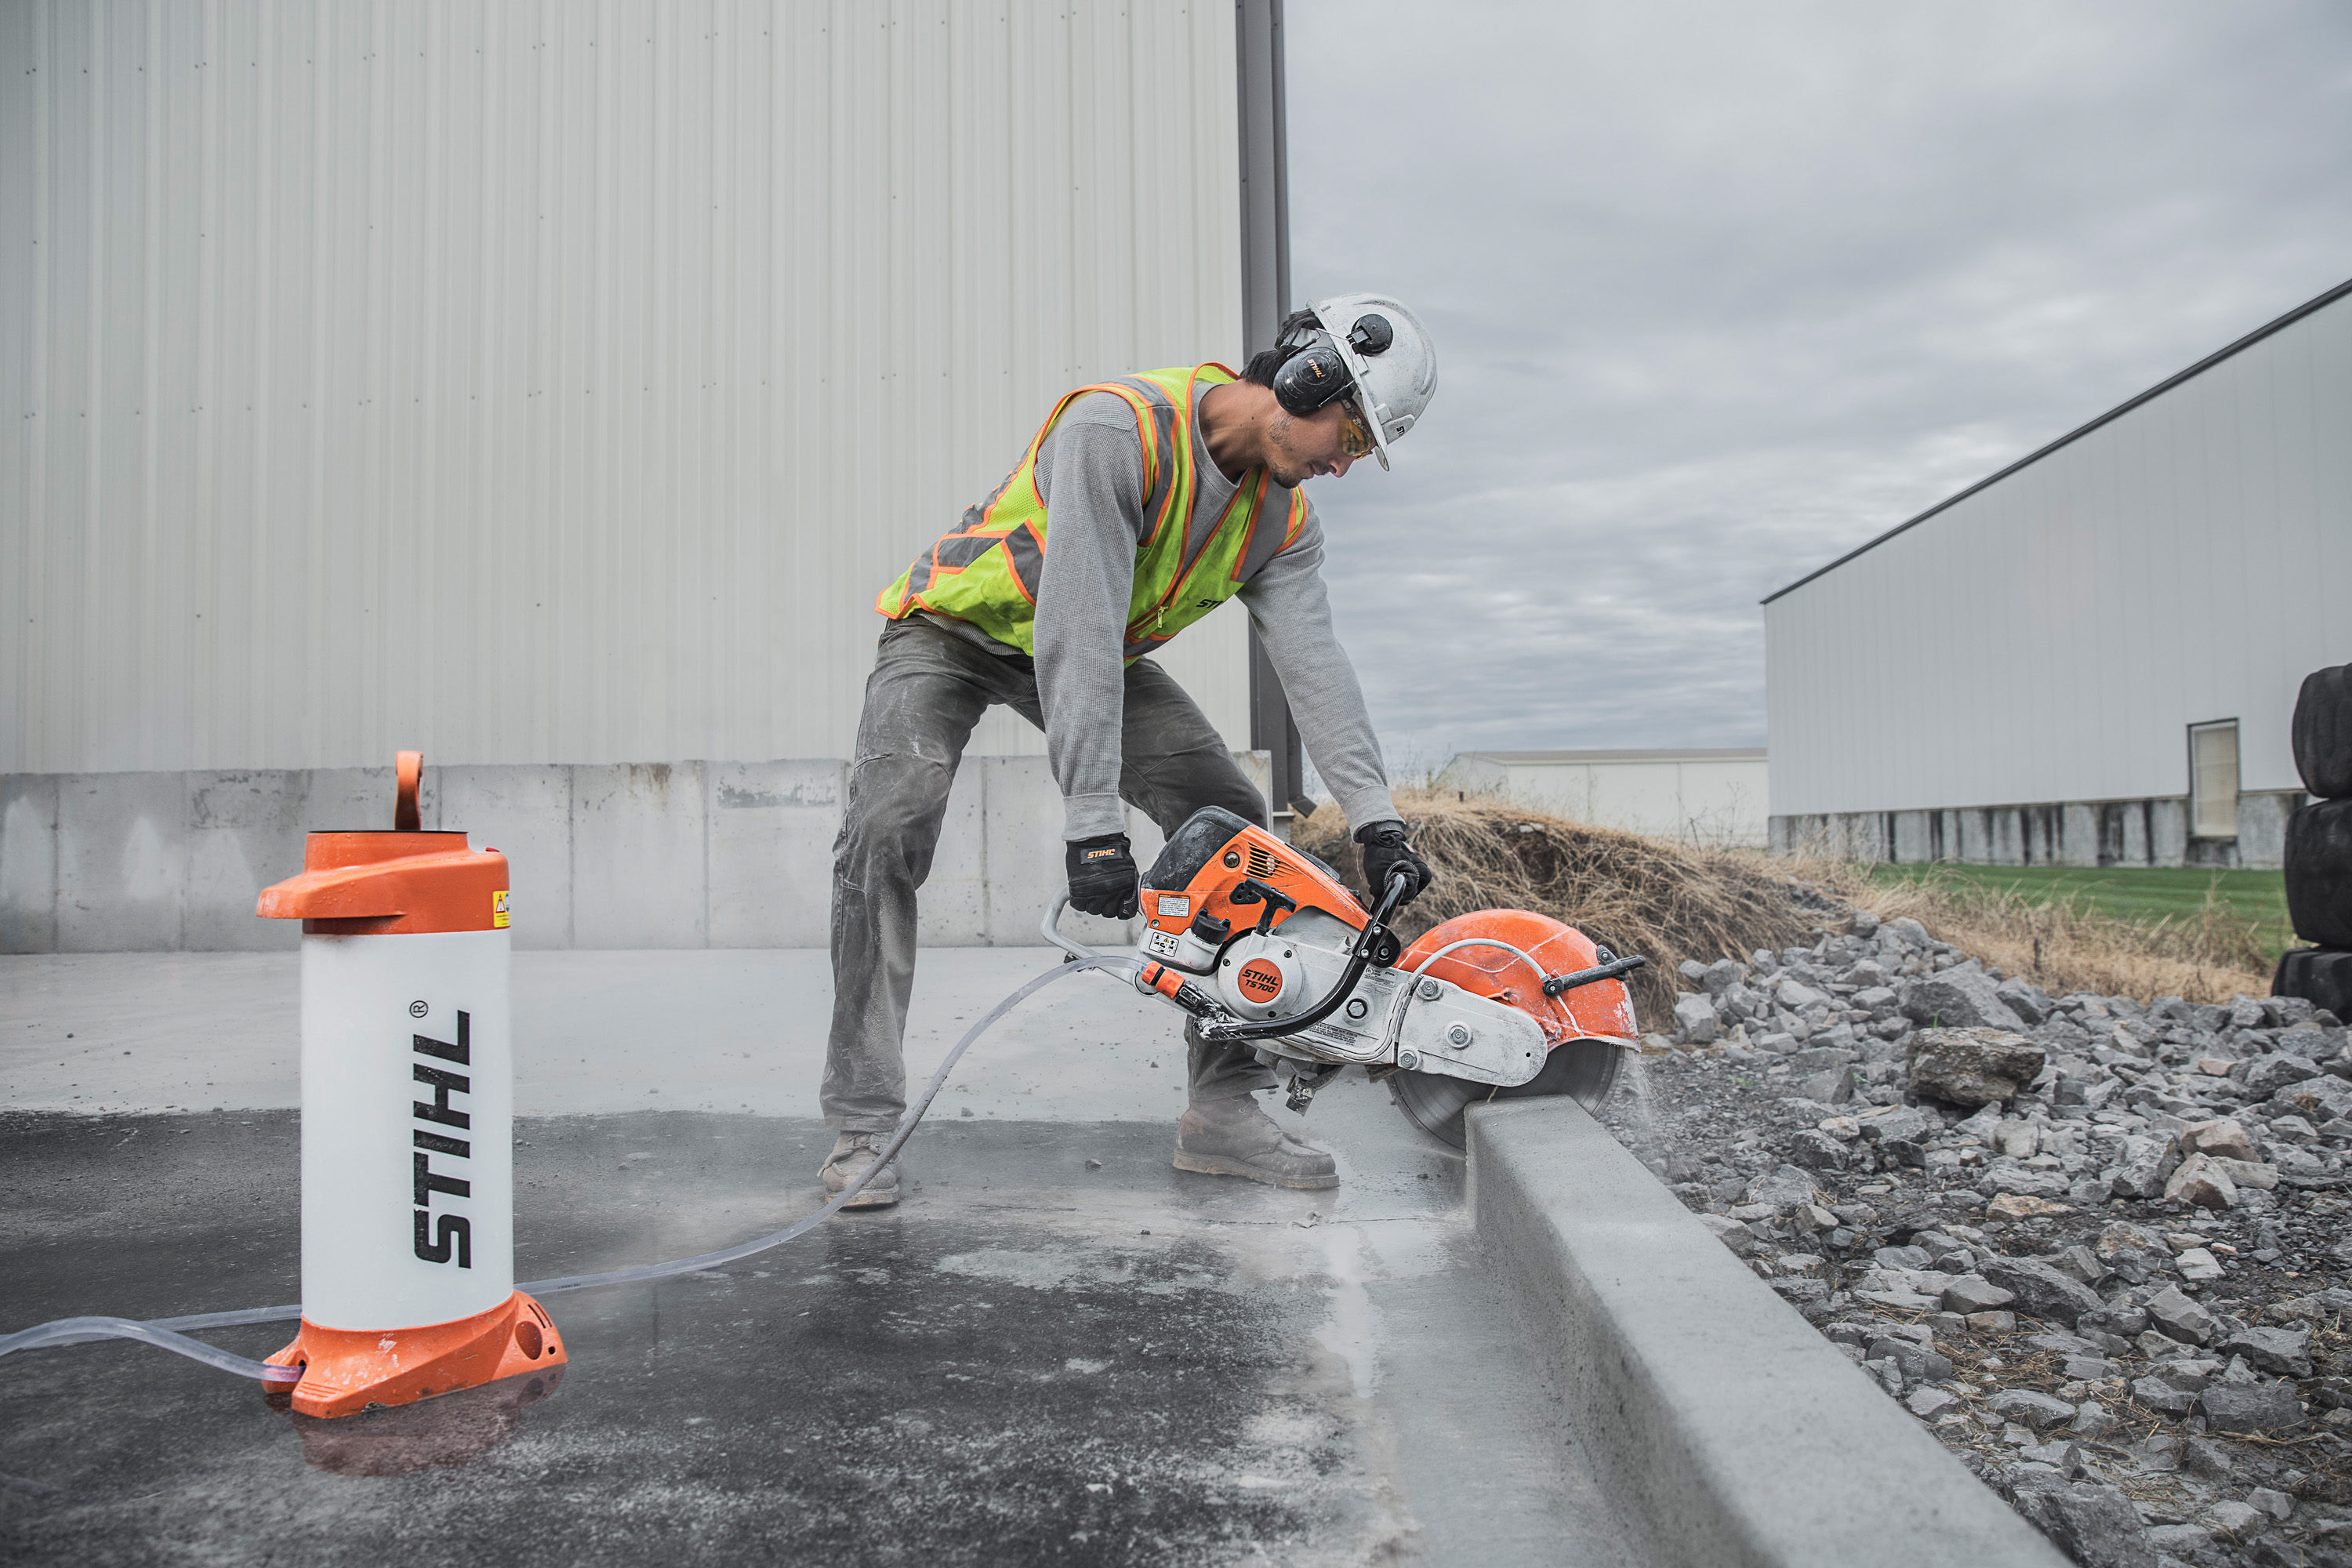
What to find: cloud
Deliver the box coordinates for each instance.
[1283,0,2352,768]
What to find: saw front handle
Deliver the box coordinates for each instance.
[1040,891,1098,964]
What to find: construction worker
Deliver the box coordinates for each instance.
[822,295,1439,1207]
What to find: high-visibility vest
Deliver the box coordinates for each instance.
[874,364,1308,662]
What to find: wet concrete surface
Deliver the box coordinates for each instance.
[2,950,1641,1564]
[4,1103,1638,1566]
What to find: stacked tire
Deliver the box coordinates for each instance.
[2278,663,2352,1018]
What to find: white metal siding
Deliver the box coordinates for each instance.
[0,0,1249,774]
[1766,289,2352,818]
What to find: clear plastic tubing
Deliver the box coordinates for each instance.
[0,954,1138,1388]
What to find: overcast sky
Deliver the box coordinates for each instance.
[1281,0,2352,779]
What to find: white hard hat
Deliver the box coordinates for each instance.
[1309,293,1437,470]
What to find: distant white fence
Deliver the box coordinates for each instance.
[1437,750,1769,847]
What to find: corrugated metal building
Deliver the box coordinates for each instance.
[0,0,1308,951]
[1439,749,1769,847]
[1763,276,2352,869]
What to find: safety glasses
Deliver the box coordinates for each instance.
[1337,397,1377,462]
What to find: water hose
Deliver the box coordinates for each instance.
[0,953,1138,1390]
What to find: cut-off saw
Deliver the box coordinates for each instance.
[1044,806,1646,1146]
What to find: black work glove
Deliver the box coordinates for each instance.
[1355,820,1432,906]
[1065,833,1142,919]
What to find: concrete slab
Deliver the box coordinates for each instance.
[0,772,60,952]
[705,760,842,949]
[0,950,1641,1566]
[183,771,307,952]
[572,764,708,949]
[56,771,186,952]
[916,760,990,945]
[438,765,575,950]
[303,765,434,834]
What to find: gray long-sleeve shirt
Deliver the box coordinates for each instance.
[926,379,1397,840]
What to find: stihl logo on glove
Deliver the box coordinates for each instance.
[1081,847,1120,863]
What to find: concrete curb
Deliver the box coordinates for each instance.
[1468,1098,2067,1568]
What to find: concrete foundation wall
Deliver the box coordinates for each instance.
[1769,789,2299,868]
[0,754,1269,954]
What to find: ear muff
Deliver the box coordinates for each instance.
[1271,332,1355,417]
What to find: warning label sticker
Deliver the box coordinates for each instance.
[492,890,511,929]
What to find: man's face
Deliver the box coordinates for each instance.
[1263,398,1368,487]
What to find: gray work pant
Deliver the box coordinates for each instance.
[824,617,1276,1132]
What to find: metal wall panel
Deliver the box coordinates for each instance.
[1,0,1250,773]
[1765,289,2352,818]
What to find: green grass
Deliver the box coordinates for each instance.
[1865,863,2294,963]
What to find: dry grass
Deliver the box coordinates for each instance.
[1296,789,2273,1014]
[1839,873,2272,1006]
[1294,789,1825,1019]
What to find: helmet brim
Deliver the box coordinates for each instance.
[1312,300,1395,472]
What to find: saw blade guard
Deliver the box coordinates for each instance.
[1399,910,1641,1049]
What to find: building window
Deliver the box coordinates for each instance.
[2189,720,2239,838]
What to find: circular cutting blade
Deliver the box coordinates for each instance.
[1389,1040,1624,1150]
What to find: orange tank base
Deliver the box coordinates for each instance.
[267,1290,567,1419]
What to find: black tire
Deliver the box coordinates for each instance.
[2286,799,2352,947]
[2295,664,2352,800]
[1389,1039,1623,1149]
[2274,948,2352,1022]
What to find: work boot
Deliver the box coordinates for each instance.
[1172,1095,1338,1190]
[820,1131,901,1209]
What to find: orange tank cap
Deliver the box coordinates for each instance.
[257,831,509,936]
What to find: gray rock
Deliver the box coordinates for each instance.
[1979,1165,2072,1200]
[2197,1381,2305,1433]
[2107,1134,2181,1200]
[2129,1376,2198,1417]
[2180,1436,2235,1480]
[1907,1028,2047,1106]
[1868,1336,1955,1384]
[1740,1163,1823,1211]
[1777,977,1832,1011]
[2203,1499,2264,1537]
[2006,1474,2158,1568]
[1991,1388,2079,1430]
[1980,1257,2103,1327]
[1905,1385,1959,1418]
[2051,1244,2107,1286]
[2246,1485,2295,1522]
[1883,916,1931,949]
[1904,967,2030,1032]
[1940,1276,2016,1313]
[1858,1104,1941,1145]
[2270,1073,2352,1123]
[1996,978,2054,1025]
[2216,1324,2312,1377]
[2242,1053,2321,1098]
[1798,1067,1857,1105]
[1697,1214,1758,1256]
[1787,1129,1849,1171]
[1672,993,1722,1045]
[1702,957,1744,995]
[2145,1286,2216,1345]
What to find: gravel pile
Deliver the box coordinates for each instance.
[1599,907,2352,1568]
